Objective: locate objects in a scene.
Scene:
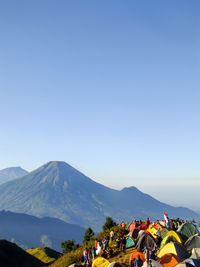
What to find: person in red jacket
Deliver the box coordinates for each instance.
[83,248,89,264]
[146,218,150,226]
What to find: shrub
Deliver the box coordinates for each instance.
[83,227,95,245]
[102,217,117,231]
[61,239,79,254]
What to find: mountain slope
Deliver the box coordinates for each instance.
[0,239,44,267]
[0,166,28,185]
[0,210,85,251]
[0,161,198,230]
[26,247,62,264]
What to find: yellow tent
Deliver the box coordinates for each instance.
[157,242,189,261]
[92,257,110,267]
[146,226,158,239]
[160,231,182,250]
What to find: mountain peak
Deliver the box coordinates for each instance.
[0,166,28,185]
[0,166,27,172]
[42,161,75,170]
[26,161,92,188]
[121,186,139,192]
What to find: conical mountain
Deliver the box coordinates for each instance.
[0,161,116,228]
[0,166,28,185]
[0,161,198,230]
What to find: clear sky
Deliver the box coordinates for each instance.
[0,1,200,211]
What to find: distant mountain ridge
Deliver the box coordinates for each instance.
[0,161,198,230]
[0,166,28,185]
[0,210,85,251]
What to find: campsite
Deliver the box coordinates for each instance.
[49,215,200,267]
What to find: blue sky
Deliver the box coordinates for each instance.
[0,1,200,211]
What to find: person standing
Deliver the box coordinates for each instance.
[92,246,96,260]
[121,235,126,253]
[110,230,114,242]
[83,248,89,265]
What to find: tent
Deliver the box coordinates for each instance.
[157,242,190,261]
[126,237,135,248]
[146,227,159,239]
[177,223,199,243]
[129,222,136,232]
[140,225,148,230]
[161,228,169,240]
[154,223,163,231]
[92,257,110,267]
[136,232,156,251]
[138,230,145,239]
[158,253,181,267]
[160,231,182,250]
[107,262,126,267]
[148,223,162,231]
[176,258,200,267]
[184,234,200,251]
[190,248,200,259]
[130,251,145,264]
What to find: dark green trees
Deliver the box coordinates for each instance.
[102,217,116,231]
[83,227,95,245]
[61,239,80,254]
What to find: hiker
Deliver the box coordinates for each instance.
[96,241,102,255]
[170,219,176,230]
[146,218,150,227]
[95,239,98,250]
[83,247,89,265]
[116,237,121,248]
[121,235,127,253]
[92,246,96,260]
[101,249,107,258]
[110,230,114,242]
[155,229,161,246]
[104,236,109,250]
[102,237,109,251]
[88,249,92,266]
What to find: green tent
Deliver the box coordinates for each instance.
[184,234,200,251]
[126,237,135,248]
[177,223,199,243]
[160,231,182,251]
[160,228,168,240]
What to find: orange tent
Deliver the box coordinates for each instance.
[154,224,162,231]
[129,222,136,232]
[158,253,181,267]
[130,251,145,264]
